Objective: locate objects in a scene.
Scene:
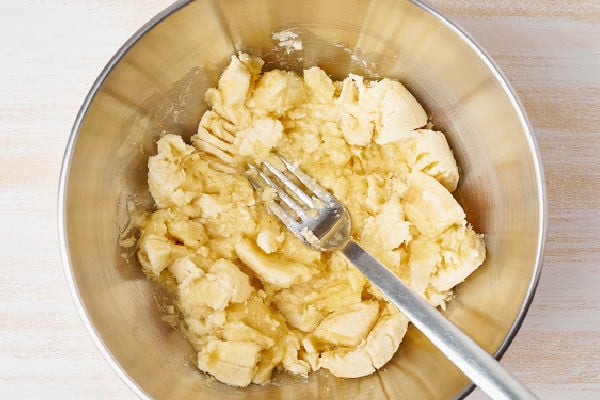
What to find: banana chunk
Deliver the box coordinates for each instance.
[256,223,285,254]
[249,69,306,117]
[273,296,324,332]
[430,225,486,292]
[137,209,192,276]
[371,79,428,144]
[166,219,207,249]
[197,340,261,387]
[340,110,374,146]
[409,237,441,296]
[148,134,197,208]
[233,118,284,158]
[336,75,427,146]
[169,256,203,285]
[403,171,465,237]
[282,334,311,377]
[235,239,317,288]
[360,195,411,252]
[365,313,409,369]
[319,347,375,378]
[222,321,276,349]
[178,259,252,312]
[138,235,172,276]
[204,53,262,126]
[303,66,335,104]
[273,260,364,332]
[319,311,409,377]
[406,129,459,191]
[314,301,379,347]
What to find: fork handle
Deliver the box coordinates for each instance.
[341,240,537,400]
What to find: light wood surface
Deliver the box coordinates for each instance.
[1,1,598,399]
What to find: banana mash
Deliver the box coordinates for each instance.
[134,53,486,387]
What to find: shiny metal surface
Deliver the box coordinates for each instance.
[58,0,546,399]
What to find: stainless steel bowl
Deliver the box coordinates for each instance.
[58,1,546,399]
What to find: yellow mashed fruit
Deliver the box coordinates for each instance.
[134,53,486,387]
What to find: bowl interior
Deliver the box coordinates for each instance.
[60,0,544,399]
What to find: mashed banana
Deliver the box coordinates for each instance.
[134,53,486,387]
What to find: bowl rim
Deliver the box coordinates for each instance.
[57,1,547,399]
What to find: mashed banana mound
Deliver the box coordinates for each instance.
[135,53,486,387]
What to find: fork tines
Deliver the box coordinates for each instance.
[246,157,332,223]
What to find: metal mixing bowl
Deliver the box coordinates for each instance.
[58,0,546,399]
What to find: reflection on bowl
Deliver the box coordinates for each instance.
[59,1,545,399]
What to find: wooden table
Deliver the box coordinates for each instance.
[2,1,598,398]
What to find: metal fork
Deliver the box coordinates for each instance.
[246,157,537,400]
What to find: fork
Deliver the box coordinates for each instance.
[246,157,537,400]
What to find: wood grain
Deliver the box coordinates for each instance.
[429,1,600,398]
[1,1,598,399]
